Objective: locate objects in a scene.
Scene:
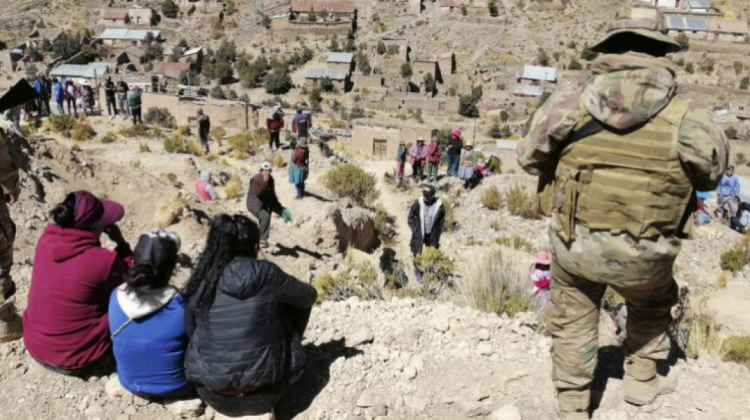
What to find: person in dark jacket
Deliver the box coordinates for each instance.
[446,129,463,177]
[23,191,132,377]
[408,186,446,283]
[104,77,118,117]
[129,87,143,125]
[33,76,51,116]
[183,214,317,418]
[289,137,309,199]
[197,109,211,154]
[246,162,291,248]
[266,105,285,151]
[109,229,193,400]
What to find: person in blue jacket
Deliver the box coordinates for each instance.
[52,78,65,115]
[717,165,741,218]
[33,76,51,116]
[108,229,193,400]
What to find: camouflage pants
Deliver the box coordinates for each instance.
[0,200,15,300]
[547,258,678,391]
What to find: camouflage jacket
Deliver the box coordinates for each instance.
[0,130,20,198]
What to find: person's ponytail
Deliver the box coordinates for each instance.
[50,193,76,228]
[125,265,156,292]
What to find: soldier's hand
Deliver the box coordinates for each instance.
[8,191,19,205]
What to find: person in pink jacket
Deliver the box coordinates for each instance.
[23,191,133,377]
[409,138,427,180]
[425,136,443,183]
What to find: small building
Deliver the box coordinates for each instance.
[305,68,349,91]
[635,0,680,8]
[0,50,27,73]
[517,65,557,83]
[412,59,441,83]
[707,18,749,42]
[102,8,130,25]
[327,52,355,72]
[128,6,155,26]
[687,0,710,13]
[350,119,435,158]
[513,85,544,97]
[179,47,204,64]
[98,28,161,47]
[439,0,462,13]
[114,46,147,71]
[438,51,455,76]
[290,0,357,19]
[49,63,111,83]
[664,14,708,37]
[154,61,192,80]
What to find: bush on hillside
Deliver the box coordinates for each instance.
[721,336,750,369]
[494,236,533,252]
[101,131,118,144]
[480,185,503,210]
[163,132,203,156]
[223,174,243,199]
[71,118,96,141]
[43,115,77,136]
[144,107,176,129]
[119,124,154,138]
[414,247,455,296]
[505,185,539,219]
[322,164,379,205]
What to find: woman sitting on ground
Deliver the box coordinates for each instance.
[109,229,194,399]
[23,191,132,376]
[183,214,317,417]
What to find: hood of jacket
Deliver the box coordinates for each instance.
[217,257,266,300]
[581,52,677,130]
[116,284,179,319]
[43,224,103,263]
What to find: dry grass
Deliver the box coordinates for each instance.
[223,174,243,199]
[271,151,286,168]
[456,247,537,316]
[716,273,729,289]
[494,236,533,252]
[100,131,118,144]
[163,133,203,156]
[505,185,540,219]
[322,164,379,205]
[721,336,750,370]
[720,233,750,272]
[139,142,151,153]
[314,250,383,302]
[479,185,503,210]
[413,247,455,296]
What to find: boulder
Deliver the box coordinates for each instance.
[165,399,204,419]
[492,404,522,420]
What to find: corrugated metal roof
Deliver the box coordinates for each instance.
[496,139,519,150]
[50,63,111,79]
[182,47,203,57]
[513,85,543,97]
[327,52,354,63]
[305,68,348,80]
[688,0,710,8]
[665,15,708,31]
[98,28,160,41]
[291,0,356,14]
[518,65,557,82]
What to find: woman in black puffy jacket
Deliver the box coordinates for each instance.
[183,214,317,417]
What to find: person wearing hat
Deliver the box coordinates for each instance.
[108,229,194,399]
[446,129,463,177]
[528,251,551,303]
[266,105,285,151]
[407,186,446,283]
[129,86,143,125]
[23,191,134,376]
[517,5,727,418]
[409,138,428,180]
[104,76,118,118]
[246,162,292,247]
[197,109,212,154]
[395,141,408,183]
[292,105,312,145]
[426,136,443,183]
[289,136,310,199]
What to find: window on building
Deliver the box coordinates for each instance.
[373,139,388,158]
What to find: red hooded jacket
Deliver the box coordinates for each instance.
[23,225,132,369]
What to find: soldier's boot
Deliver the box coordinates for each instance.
[0,276,22,343]
[623,357,677,406]
[555,388,590,420]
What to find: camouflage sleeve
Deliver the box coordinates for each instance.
[677,104,728,192]
[0,133,19,195]
[517,86,587,176]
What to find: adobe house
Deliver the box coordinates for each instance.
[291,0,357,21]
[128,6,156,26]
[98,28,162,47]
[305,68,349,91]
[101,8,130,25]
[114,47,147,71]
[327,52,355,73]
[349,119,435,158]
[179,47,204,64]
[707,18,749,43]
[412,58,442,83]
[438,51,455,76]
[154,61,192,81]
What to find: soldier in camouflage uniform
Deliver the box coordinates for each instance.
[517,6,728,420]
[0,128,22,343]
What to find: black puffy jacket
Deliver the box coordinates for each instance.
[184,257,317,392]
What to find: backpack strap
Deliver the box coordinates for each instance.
[110,318,134,340]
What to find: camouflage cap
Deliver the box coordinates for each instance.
[592,5,681,54]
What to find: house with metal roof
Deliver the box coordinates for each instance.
[98,28,161,47]
[291,0,356,16]
[664,15,709,36]
[688,0,710,13]
[101,8,130,25]
[513,85,544,97]
[707,17,749,42]
[517,65,557,83]
[326,52,355,72]
[49,63,111,81]
[305,68,349,91]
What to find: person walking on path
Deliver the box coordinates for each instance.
[129,87,143,125]
[289,137,310,199]
[266,105,285,151]
[395,141,408,183]
[716,165,740,219]
[64,80,79,117]
[292,105,312,145]
[446,129,463,177]
[104,77,118,118]
[116,81,130,118]
[410,138,427,180]
[517,5,728,419]
[426,136,443,183]
[246,162,292,248]
[183,214,316,418]
[52,78,65,115]
[407,186,446,283]
[197,109,211,154]
[0,129,23,343]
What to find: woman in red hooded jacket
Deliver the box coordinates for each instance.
[23,191,133,376]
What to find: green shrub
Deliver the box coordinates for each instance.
[487,157,502,174]
[211,126,226,141]
[322,164,379,205]
[716,273,729,289]
[43,115,77,136]
[505,185,539,219]
[414,247,455,296]
[736,152,747,166]
[725,126,739,140]
[720,248,750,272]
[139,142,151,153]
[119,124,153,138]
[443,197,457,231]
[721,336,750,369]
[71,118,96,141]
[144,107,176,128]
[494,236,533,252]
[163,132,203,156]
[101,131,118,144]
[480,185,503,210]
[313,256,382,302]
[373,206,396,244]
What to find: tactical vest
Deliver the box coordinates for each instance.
[549,97,692,242]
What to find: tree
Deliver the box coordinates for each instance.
[376,40,386,55]
[52,31,80,60]
[225,89,238,100]
[307,11,317,22]
[214,62,234,83]
[161,0,179,19]
[215,39,237,63]
[264,69,293,94]
[263,14,272,29]
[41,38,52,52]
[330,34,341,52]
[423,72,436,94]
[387,45,399,55]
[725,126,739,140]
[400,63,412,92]
[308,88,323,111]
[356,51,371,75]
[344,32,356,52]
[536,48,550,66]
[320,77,335,92]
[489,125,502,139]
[741,76,750,91]
[210,85,226,99]
[676,32,690,51]
[459,95,479,118]
[685,62,694,74]
[568,59,583,70]
[500,110,509,122]
[80,45,101,62]
[461,5,468,16]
